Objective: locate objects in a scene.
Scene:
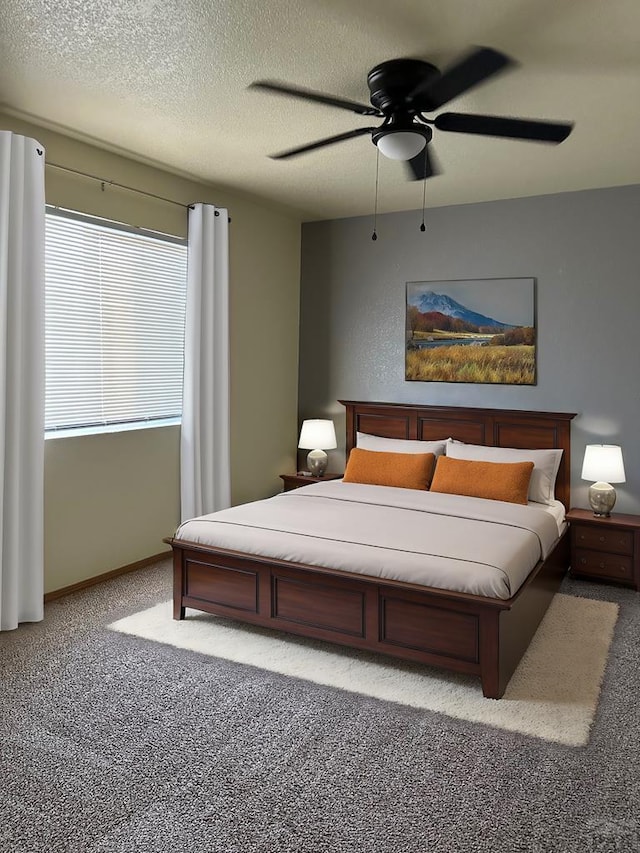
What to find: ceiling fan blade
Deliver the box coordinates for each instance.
[405,145,439,181]
[249,81,381,116]
[269,127,377,159]
[435,112,573,143]
[409,46,515,111]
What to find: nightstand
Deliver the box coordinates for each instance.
[567,508,640,590]
[280,472,342,492]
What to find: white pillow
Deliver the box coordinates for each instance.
[356,432,447,457]
[445,440,563,505]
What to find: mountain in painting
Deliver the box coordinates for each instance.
[410,290,514,330]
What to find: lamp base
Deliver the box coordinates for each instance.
[307,449,328,477]
[588,482,616,517]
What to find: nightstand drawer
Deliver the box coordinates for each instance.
[572,525,633,555]
[567,508,640,591]
[573,549,633,582]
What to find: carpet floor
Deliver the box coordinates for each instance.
[109,594,618,747]
[2,560,639,853]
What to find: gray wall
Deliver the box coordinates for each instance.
[299,184,640,514]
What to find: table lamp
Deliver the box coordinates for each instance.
[298,419,337,476]
[581,444,626,517]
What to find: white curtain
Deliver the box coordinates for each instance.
[181,203,230,522]
[0,132,45,630]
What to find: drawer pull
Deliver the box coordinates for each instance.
[599,562,605,569]
[580,557,587,565]
[599,536,605,542]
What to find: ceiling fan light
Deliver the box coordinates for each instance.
[376,131,426,161]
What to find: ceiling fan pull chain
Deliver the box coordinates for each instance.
[419,150,427,232]
[372,147,380,241]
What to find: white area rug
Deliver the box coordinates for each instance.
[109,593,618,746]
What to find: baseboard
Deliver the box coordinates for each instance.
[44,551,171,602]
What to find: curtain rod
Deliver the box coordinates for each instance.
[46,161,193,210]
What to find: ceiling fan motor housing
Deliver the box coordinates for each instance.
[367,58,440,113]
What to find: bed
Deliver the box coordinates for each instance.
[166,402,576,699]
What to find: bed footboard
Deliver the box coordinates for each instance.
[167,530,569,699]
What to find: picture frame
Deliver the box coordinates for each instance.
[405,277,536,385]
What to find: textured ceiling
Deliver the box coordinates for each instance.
[1,0,640,221]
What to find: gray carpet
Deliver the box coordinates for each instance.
[2,561,639,853]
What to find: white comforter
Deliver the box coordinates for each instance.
[174,481,562,600]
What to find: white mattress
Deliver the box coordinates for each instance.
[175,481,564,600]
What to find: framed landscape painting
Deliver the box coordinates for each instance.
[406,277,536,385]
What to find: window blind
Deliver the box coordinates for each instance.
[45,209,187,432]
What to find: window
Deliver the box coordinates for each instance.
[45,208,187,435]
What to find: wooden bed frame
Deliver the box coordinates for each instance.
[167,402,576,699]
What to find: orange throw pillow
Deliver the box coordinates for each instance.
[343,448,435,490]
[430,456,534,505]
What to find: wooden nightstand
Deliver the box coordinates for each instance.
[567,508,640,590]
[280,472,342,492]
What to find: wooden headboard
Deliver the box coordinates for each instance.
[340,401,576,510]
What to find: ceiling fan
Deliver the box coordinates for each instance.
[249,47,573,180]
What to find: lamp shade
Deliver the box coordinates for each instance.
[581,445,626,483]
[298,419,337,450]
[376,131,426,161]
